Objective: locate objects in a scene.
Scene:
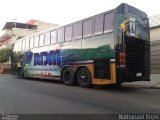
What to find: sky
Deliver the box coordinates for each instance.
[0,0,159,31]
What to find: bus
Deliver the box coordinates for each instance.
[11,3,150,87]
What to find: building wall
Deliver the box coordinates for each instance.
[12,28,38,43]
[150,40,160,74]
[150,27,160,74]
[150,27,160,41]
[0,20,59,49]
[1,29,12,36]
[37,21,58,31]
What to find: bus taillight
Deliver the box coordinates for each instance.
[119,52,126,68]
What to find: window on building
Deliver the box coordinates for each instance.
[83,19,93,38]
[73,22,82,40]
[34,35,39,47]
[65,26,72,41]
[39,34,44,46]
[58,28,64,43]
[25,38,30,50]
[21,39,26,50]
[104,13,114,33]
[51,31,57,44]
[95,15,104,35]
[44,32,51,45]
[30,37,34,49]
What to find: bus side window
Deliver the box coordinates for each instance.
[30,37,34,49]
[58,28,64,43]
[95,15,104,35]
[34,36,39,48]
[14,42,18,52]
[25,38,30,50]
[65,26,72,42]
[22,39,26,51]
[104,12,114,33]
[73,22,82,40]
[83,19,93,38]
[51,31,57,44]
[44,32,51,46]
[18,40,22,51]
[39,34,45,46]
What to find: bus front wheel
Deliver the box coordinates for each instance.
[62,67,75,86]
[77,67,91,88]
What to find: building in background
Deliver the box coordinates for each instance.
[0,19,58,49]
[149,14,160,74]
[150,14,160,41]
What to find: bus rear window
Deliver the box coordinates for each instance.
[128,5,147,18]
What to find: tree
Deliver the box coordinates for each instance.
[0,47,13,63]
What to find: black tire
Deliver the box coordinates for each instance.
[115,83,122,87]
[62,67,75,86]
[77,68,92,88]
[109,83,121,88]
[19,68,24,79]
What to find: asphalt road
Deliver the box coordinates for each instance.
[0,74,159,114]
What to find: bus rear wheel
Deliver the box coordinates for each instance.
[77,67,91,88]
[62,67,75,86]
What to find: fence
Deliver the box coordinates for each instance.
[0,63,11,74]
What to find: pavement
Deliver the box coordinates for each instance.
[123,74,160,88]
[0,74,159,114]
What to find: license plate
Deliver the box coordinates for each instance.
[136,73,142,77]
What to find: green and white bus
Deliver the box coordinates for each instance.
[11,3,150,87]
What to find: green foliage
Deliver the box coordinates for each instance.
[0,47,13,63]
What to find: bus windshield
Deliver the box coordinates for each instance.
[115,3,149,40]
[135,18,149,39]
[127,4,149,40]
[128,16,149,40]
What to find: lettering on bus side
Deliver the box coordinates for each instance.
[34,50,61,66]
